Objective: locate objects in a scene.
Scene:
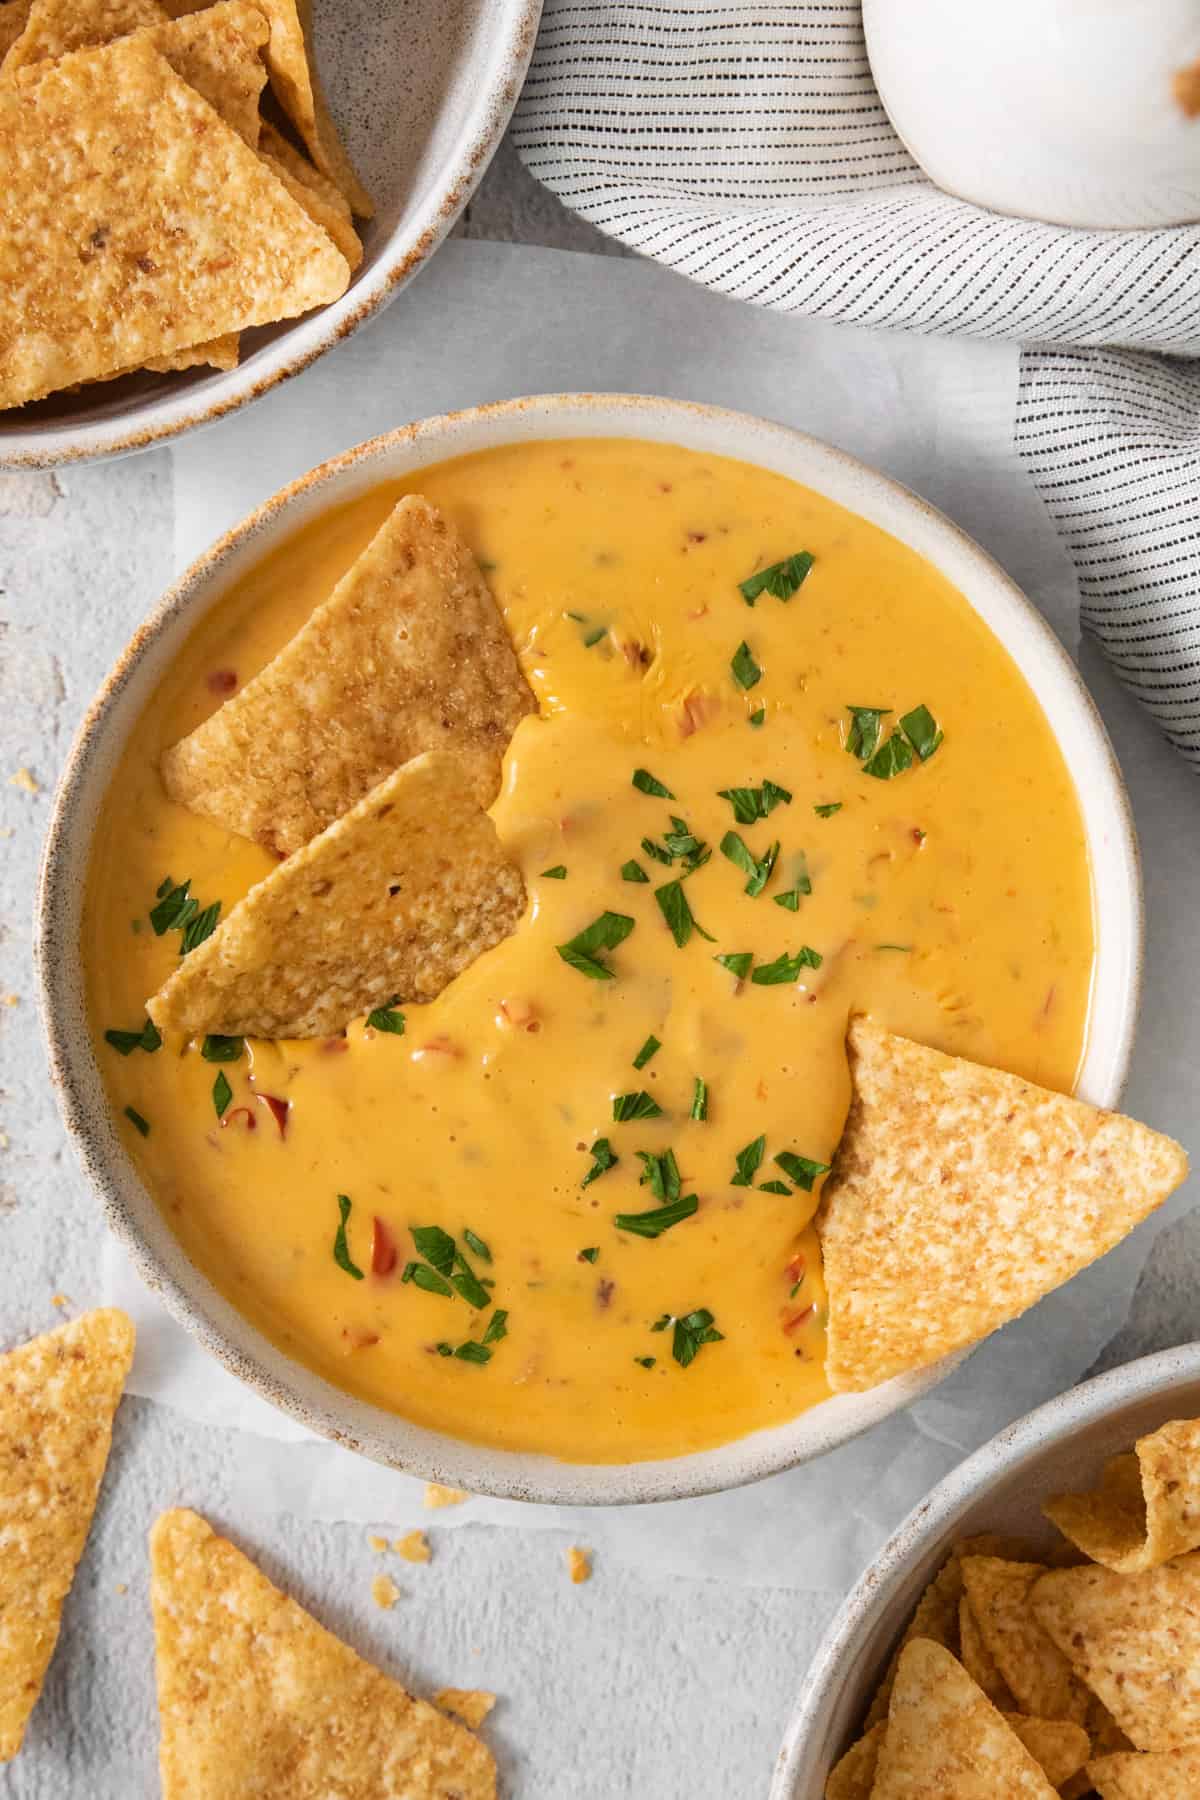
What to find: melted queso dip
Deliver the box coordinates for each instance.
[85,440,1095,1463]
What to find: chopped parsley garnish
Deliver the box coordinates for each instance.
[774,888,801,912]
[661,816,710,872]
[655,878,714,948]
[180,901,221,955]
[454,1341,492,1364]
[634,1355,656,1369]
[739,552,814,605]
[717,781,791,824]
[876,943,913,953]
[633,1034,661,1069]
[450,1254,491,1311]
[541,865,568,880]
[621,860,650,883]
[614,1193,699,1237]
[690,1077,708,1121]
[863,733,914,781]
[556,910,635,980]
[583,627,607,649]
[366,1000,406,1034]
[749,707,766,728]
[632,768,674,799]
[730,640,762,691]
[673,1308,724,1367]
[105,1018,161,1056]
[211,1071,232,1119]
[201,1034,243,1063]
[463,1228,492,1263]
[731,1135,765,1187]
[149,878,197,936]
[650,1313,671,1332]
[481,1308,508,1345]
[637,1148,681,1202]
[714,951,753,980]
[579,1246,600,1264]
[641,836,673,865]
[845,707,888,762]
[402,1261,453,1296]
[774,1151,831,1191]
[719,831,779,897]
[581,1138,618,1187]
[814,802,843,818]
[411,1225,455,1275]
[333,1194,364,1280]
[751,946,822,985]
[612,1090,663,1122]
[900,703,944,762]
[757,1179,792,1195]
[124,1106,150,1137]
[774,852,812,912]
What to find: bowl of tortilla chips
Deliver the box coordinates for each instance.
[773,1341,1200,1799]
[0,0,539,467]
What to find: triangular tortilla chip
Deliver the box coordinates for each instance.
[254,0,372,215]
[1088,1748,1200,1798]
[1045,1418,1200,1573]
[957,1594,1017,1709]
[960,1557,1090,1723]
[827,1721,885,1800]
[1033,1553,1200,1751]
[259,145,362,269]
[863,1555,963,1728]
[0,0,164,81]
[0,36,350,408]
[0,1,33,67]
[148,750,527,1039]
[151,1508,495,1798]
[816,1017,1187,1392]
[0,1309,134,1761]
[161,495,535,856]
[871,1639,1058,1797]
[831,1710,1090,1797]
[138,0,269,145]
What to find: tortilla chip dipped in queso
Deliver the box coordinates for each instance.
[84,439,1189,1465]
[0,1309,134,1762]
[150,1508,495,1799]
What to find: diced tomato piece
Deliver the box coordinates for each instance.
[371,1216,398,1278]
[256,1093,289,1138]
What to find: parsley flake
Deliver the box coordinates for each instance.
[124,1105,150,1137]
[731,1135,766,1187]
[612,1090,663,1123]
[581,1138,618,1187]
[690,1077,708,1121]
[814,802,842,818]
[730,641,762,691]
[637,1148,681,1202]
[714,951,753,980]
[366,1001,406,1034]
[614,1193,698,1237]
[751,946,822,984]
[634,1355,656,1369]
[541,864,568,880]
[333,1194,364,1280]
[757,1179,792,1195]
[411,1225,456,1276]
[749,707,766,728]
[621,859,650,883]
[579,1246,600,1264]
[454,1341,492,1365]
[632,768,674,799]
[201,1034,243,1063]
[633,1034,661,1069]
[463,1228,492,1263]
[774,1151,831,1192]
[739,552,814,605]
[655,878,715,948]
[845,707,889,762]
[863,734,914,781]
[900,703,943,762]
[105,1018,161,1056]
[180,901,221,955]
[481,1308,508,1345]
[211,1071,232,1119]
[719,831,779,897]
[402,1261,453,1297]
[556,910,635,980]
[673,1308,724,1367]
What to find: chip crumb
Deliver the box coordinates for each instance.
[114,1582,128,1595]
[8,767,38,793]
[436,1688,496,1730]
[424,1483,469,1510]
[367,1533,388,1553]
[566,1546,592,1585]
[1,994,18,1007]
[50,1292,69,1307]
[395,1530,431,1564]
[370,1574,399,1611]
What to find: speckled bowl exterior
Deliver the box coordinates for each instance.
[0,0,541,469]
[36,394,1143,1506]
[772,1342,1200,1798]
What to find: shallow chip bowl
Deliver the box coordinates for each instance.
[0,0,540,469]
[771,1341,1200,1798]
[36,393,1143,1506]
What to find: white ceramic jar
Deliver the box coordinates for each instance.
[863,0,1200,228]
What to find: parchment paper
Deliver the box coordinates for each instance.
[102,241,1196,1593]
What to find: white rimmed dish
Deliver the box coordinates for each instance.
[36,393,1142,1505]
[771,1341,1200,1798]
[0,0,540,470]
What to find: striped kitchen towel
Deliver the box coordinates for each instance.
[513,2,1200,765]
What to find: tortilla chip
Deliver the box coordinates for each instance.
[958,1595,1017,1709]
[0,36,350,409]
[1089,1748,1200,1798]
[0,1309,134,1761]
[0,0,33,66]
[871,1639,1058,1797]
[161,495,535,855]
[151,1508,496,1798]
[254,0,372,215]
[960,1558,1090,1723]
[816,1017,1187,1393]
[435,1690,495,1730]
[863,1555,964,1727]
[139,0,269,144]
[141,337,240,374]
[827,1721,885,1800]
[1033,1554,1200,1751]
[260,146,362,269]
[148,750,527,1039]
[0,0,164,81]
[1045,1418,1200,1574]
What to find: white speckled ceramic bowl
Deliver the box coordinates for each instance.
[36,394,1142,1505]
[772,1342,1200,1798]
[0,0,540,469]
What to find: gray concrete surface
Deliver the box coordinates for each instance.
[1,134,1198,1799]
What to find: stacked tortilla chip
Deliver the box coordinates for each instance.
[148,496,537,1039]
[827,1415,1200,1797]
[0,0,371,407]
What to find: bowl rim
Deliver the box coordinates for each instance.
[769,1338,1200,1799]
[0,0,542,471]
[36,391,1143,1506]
